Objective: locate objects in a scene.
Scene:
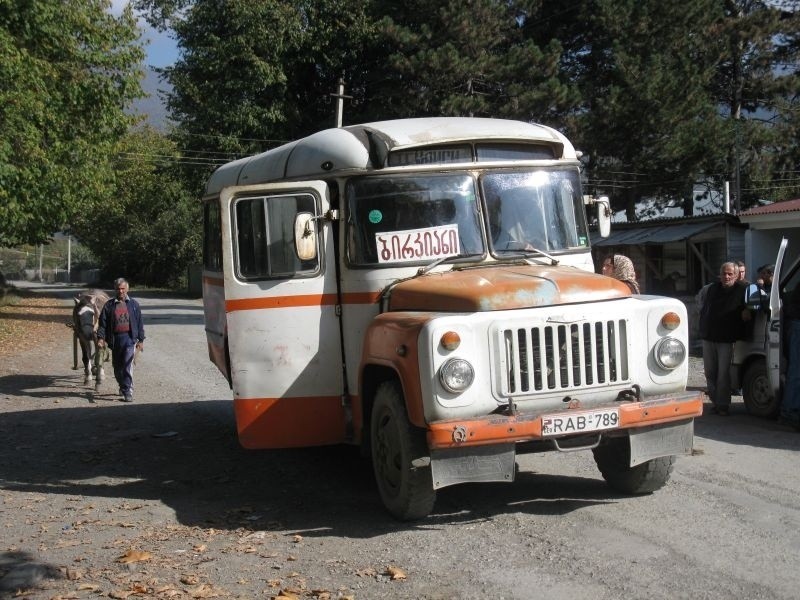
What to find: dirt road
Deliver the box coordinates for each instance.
[2,286,800,599]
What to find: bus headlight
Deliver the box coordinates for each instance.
[439,358,475,393]
[654,337,686,370]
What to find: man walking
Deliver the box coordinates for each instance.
[698,262,750,415]
[97,278,145,402]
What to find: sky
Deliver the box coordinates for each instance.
[110,1,179,68]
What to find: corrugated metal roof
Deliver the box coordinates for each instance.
[592,220,720,246]
[739,198,800,216]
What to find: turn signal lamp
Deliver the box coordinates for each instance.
[441,331,461,351]
[660,312,681,331]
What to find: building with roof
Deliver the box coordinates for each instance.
[591,213,746,296]
[738,199,800,275]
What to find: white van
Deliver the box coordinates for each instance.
[732,238,800,416]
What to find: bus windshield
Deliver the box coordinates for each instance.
[483,169,589,255]
[347,174,484,266]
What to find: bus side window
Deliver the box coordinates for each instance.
[234,193,319,280]
[204,202,223,271]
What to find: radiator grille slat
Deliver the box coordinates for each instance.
[500,319,629,395]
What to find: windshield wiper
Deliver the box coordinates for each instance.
[499,246,559,265]
[417,254,475,276]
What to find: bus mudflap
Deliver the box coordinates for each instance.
[627,419,694,466]
[430,443,516,489]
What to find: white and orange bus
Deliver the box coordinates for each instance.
[201,117,703,519]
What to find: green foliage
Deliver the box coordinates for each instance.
[711,0,800,207]
[71,127,201,287]
[0,0,145,246]
[357,0,577,124]
[138,0,375,192]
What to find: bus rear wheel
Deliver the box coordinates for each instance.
[370,381,436,520]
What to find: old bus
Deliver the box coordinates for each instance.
[201,118,703,520]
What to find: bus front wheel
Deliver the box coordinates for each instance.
[370,381,436,520]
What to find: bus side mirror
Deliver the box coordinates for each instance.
[294,212,318,261]
[584,195,611,237]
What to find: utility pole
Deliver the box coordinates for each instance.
[67,235,72,283]
[330,76,352,128]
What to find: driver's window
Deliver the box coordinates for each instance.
[234,193,319,280]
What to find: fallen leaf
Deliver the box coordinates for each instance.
[286,555,297,561]
[116,549,152,564]
[193,544,207,553]
[181,574,200,585]
[385,565,407,580]
[355,568,377,578]
[77,583,101,591]
[187,583,218,598]
[109,590,132,599]
[292,534,303,543]
[266,579,282,588]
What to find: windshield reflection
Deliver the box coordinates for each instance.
[346,169,588,266]
[347,174,484,266]
[483,170,588,254]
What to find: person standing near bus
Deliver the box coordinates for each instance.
[601,254,640,294]
[97,277,145,402]
[698,262,750,415]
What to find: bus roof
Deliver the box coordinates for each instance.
[204,117,576,196]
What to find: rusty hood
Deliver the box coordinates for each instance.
[387,265,631,312]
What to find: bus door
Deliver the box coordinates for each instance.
[768,238,788,400]
[220,182,345,448]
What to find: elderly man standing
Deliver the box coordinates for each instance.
[698,262,750,415]
[97,278,145,402]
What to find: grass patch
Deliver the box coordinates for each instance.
[0,290,71,357]
[0,284,21,308]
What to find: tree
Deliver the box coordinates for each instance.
[531,0,728,220]
[357,0,577,125]
[135,0,375,189]
[0,0,144,246]
[713,0,800,209]
[71,127,201,287]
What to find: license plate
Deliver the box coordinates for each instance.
[541,408,620,437]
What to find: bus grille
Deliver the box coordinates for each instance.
[498,319,629,395]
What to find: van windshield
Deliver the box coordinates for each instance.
[347,174,484,266]
[483,169,589,254]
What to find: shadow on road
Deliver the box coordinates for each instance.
[693,401,800,450]
[0,378,626,544]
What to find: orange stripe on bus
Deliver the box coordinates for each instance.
[226,291,381,312]
[234,396,346,448]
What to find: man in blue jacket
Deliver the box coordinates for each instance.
[97,278,145,402]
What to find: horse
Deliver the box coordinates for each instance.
[70,289,110,386]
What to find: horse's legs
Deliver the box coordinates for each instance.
[72,331,79,370]
[78,337,91,384]
[93,341,105,386]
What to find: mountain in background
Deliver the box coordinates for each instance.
[131,66,172,130]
